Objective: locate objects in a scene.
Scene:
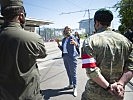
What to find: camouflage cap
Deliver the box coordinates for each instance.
[0,0,23,10]
[94,8,113,22]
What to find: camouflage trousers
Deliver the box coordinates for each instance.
[81,80,124,100]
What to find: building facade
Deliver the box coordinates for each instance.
[79,18,94,35]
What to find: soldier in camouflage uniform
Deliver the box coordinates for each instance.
[0,0,47,100]
[81,8,133,100]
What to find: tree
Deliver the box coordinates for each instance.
[114,0,133,31]
[118,24,126,34]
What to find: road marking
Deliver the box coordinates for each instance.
[38,67,47,70]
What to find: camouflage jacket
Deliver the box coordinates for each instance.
[81,28,133,100]
[0,22,47,100]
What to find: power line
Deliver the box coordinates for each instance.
[60,10,87,15]
[60,8,97,15]
[60,6,116,34]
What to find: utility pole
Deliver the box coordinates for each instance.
[60,8,98,35]
[88,9,90,34]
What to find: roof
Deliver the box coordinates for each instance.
[25,18,53,27]
[0,15,53,27]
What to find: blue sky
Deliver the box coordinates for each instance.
[23,0,120,29]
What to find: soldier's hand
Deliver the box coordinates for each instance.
[115,84,124,99]
[108,82,118,95]
[109,82,124,99]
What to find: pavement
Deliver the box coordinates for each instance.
[39,56,87,100]
[38,41,133,100]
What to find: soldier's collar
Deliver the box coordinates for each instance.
[4,22,22,28]
[96,27,106,33]
[96,27,111,33]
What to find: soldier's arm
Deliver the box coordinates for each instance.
[36,37,47,58]
[25,35,47,59]
[117,71,133,86]
[82,39,110,90]
[118,46,133,86]
[86,68,110,90]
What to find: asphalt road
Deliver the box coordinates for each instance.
[37,41,133,100]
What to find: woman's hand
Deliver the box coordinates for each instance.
[70,39,77,46]
[55,38,59,43]
[55,38,60,46]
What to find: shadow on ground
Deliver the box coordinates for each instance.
[41,88,73,100]
[52,57,62,60]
